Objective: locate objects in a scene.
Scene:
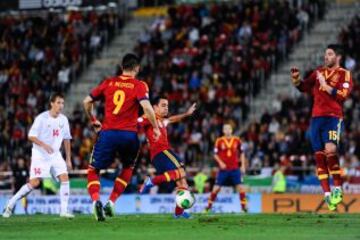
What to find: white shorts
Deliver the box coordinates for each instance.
[30,149,68,180]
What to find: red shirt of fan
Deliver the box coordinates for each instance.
[138,116,170,160]
[214,136,242,170]
[90,75,149,132]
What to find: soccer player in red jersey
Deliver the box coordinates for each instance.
[138,96,196,218]
[83,54,161,221]
[291,44,353,211]
[205,124,248,213]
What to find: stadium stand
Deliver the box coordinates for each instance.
[132,1,326,174]
[1,2,359,194]
[0,9,123,181]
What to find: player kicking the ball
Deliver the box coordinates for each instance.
[3,93,74,218]
[205,124,248,213]
[138,96,196,219]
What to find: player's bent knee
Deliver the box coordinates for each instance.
[176,179,188,189]
[213,185,221,193]
[324,143,337,154]
[180,178,188,188]
[179,168,186,179]
[29,178,40,188]
[235,184,243,192]
[58,174,69,182]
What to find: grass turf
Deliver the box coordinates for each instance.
[0,213,359,240]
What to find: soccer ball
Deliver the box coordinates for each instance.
[175,189,195,209]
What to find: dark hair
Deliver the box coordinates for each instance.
[151,96,167,106]
[122,53,140,71]
[327,44,344,56]
[49,92,64,109]
[50,92,64,103]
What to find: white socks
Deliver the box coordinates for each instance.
[60,181,70,214]
[325,192,331,197]
[8,181,71,215]
[8,184,32,208]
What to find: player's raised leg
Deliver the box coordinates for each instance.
[3,178,39,218]
[139,150,183,194]
[173,169,192,219]
[140,169,182,194]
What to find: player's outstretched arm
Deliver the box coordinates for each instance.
[168,103,197,124]
[140,99,161,141]
[290,67,315,93]
[83,95,102,132]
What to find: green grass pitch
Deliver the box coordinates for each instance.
[1,214,359,240]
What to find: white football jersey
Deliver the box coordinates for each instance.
[28,111,72,156]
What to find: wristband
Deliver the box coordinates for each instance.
[331,88,337,97]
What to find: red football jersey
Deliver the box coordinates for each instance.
[90,74,149,131]
[214,136,242,170]
[298,67,353,118]
[138,116,170,159]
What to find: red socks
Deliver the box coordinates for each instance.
[315,150,343,191]
[206,192,218,211]
[87,166,100,201]
[175,205,184,215]
[327,153,342,187]
[152,169,181,185]
[240,191,247,211]
[109,168,133,203]
[315,151,331,192]
[175,187,188,215]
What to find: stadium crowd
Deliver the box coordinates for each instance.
[133,1,326,168]
[2,2,359,192]
[0,9,123,186]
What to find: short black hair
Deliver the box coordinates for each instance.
[327,44,344,56]
[122,53,140,71]
[151,96,167,106]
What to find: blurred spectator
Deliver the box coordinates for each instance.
[272,164,287,193]
[0,9,123,166]
[193,169,208,193]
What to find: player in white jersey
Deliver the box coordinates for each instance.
[2,93,74,218]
